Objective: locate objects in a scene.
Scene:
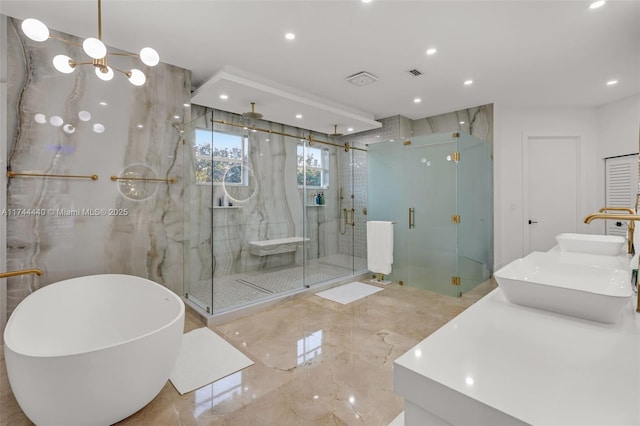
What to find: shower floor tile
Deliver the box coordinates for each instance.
[187,255,368,312]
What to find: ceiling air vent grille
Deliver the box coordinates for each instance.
[408,69,423,76]
[346,71,378,86]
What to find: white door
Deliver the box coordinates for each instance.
[524,136,579,253]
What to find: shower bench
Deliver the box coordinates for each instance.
[248,236,310,256]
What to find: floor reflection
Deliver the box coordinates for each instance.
[297,329,323,365]
[193,371,243,417]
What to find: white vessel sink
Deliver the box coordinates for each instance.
[545,247,631,270]
[556,233,626,256]
[494,251,631,323]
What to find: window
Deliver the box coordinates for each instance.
[195,129,248,185]
[297,145,329,188]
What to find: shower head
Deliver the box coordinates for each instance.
[242,102,264,120]
[329,124,343,137]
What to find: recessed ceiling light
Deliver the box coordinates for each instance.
[347,127,354,132]
[464,80,473,85]
[137,124,144,128]
[413,98,422,103]
[295,114,302,119]
[285,32,295,40]
[589,1,606,9]
[183,103,190,107]
[459,121,465,124]
[99,101,107,106]
[426,48,437,55]
[173,115,180,119]
[219,94,228,100]
[606,79,618,86]
[362,0,372,3]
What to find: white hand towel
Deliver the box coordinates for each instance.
[367,221,394,275]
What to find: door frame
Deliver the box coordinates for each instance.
[522,133,582,254]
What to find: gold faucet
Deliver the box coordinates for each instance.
[598,207,635,214]
[588,210,637,254]
[584,213,640,313]
[0,269,43,279]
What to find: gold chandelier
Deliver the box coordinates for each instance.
[20,0,159,86]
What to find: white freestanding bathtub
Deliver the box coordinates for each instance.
[3,274,185,426]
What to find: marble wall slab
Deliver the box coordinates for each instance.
[4,17,190,317]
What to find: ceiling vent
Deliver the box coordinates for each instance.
[346,71,378,86]
[408,69,423,77]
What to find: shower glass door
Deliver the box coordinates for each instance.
[457,133,492,293]
[302,139,355,287]
[406,135,460,296]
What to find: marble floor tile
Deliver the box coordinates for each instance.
[0,279,496,426]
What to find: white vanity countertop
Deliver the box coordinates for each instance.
[394,288,640,425]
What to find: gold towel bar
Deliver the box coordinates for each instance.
[0,269,43,279]
[7,171,98,180]
[110,175,176,184]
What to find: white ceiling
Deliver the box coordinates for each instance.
[2,0,639,135]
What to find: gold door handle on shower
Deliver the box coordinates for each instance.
[409,208,415,229]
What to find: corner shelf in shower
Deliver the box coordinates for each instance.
[307,204,327,207]
[211,206,242,209]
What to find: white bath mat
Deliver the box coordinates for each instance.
[169,327,254,395]
[316,281,383,305]
[389,411,405,426]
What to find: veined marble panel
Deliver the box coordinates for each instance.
[4,18,190,316]
[413,104,494,144]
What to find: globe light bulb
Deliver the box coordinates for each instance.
[95,66,114,81]
[53,55,76,73]
[50,116,63,126]
[21,19,49,42]
[78,111,91,121]
[93,123,105,133]
[128,69,146,86]
[139,47,159,66]
[83,37,107,59]
[34,113,47,124]
[63,124,76,134]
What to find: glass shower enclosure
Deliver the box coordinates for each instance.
[182,106,368,314]
[368,132,492,296]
